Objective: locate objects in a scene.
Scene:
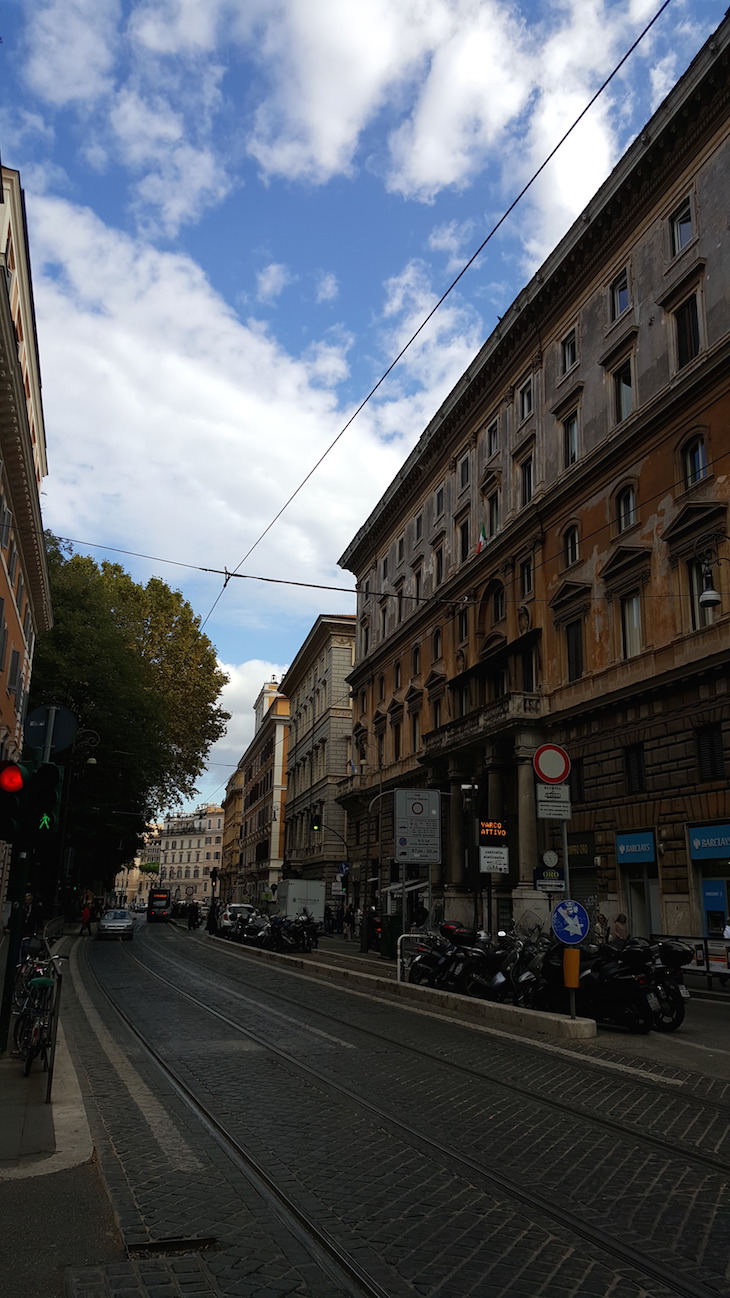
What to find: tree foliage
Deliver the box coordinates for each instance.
[28,536,229,889]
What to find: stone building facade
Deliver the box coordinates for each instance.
[338,19,730,939]
[233,679,289,904]
[280,614,355,907]
[158,804,223,904]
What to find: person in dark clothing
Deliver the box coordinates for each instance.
[79,902,93,936]
[324,904,333,934]
[187,901,200,931]
[335,903,345,935]
[21,891,44,957]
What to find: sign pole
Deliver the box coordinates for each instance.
[562,819,571,900]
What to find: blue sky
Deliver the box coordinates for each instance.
[0,0,724,806]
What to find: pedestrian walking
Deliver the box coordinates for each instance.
[79,902,93,937]
[344,903,356,941]
[720,917,730,986]
[21,891,44,957]
[335,903,345,935]
[187,901,200,931]
[324,904,333,935]
[610,913,628,942]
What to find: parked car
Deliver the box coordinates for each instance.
[96,909,135,941]
[219,903,255,936]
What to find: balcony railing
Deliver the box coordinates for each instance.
[423,692,542,757]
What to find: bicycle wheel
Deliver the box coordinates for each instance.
[22,1017,42,1074]
[13,1010,32,1056]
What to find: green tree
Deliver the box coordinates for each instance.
[28,536,229,892]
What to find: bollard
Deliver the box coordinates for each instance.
[563,945,581,1020]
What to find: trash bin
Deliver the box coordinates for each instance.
[380,913,402,961]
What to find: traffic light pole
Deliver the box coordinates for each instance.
[0,843,29,1053]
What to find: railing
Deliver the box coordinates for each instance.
[650,933,730,992]
[396,931,437,983]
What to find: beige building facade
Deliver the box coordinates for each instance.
[158,804,223,904]
[229,679,289,904]
[338,20,730,940]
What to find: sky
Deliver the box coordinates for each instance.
[0,0,724,809]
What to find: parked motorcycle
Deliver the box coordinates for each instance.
[617,937,693,1031]
[524,939,654,1032]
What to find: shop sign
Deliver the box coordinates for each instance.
[615,830,656,863]
[533,865,566,893]
[689,823,730,860]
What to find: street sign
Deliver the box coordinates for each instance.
[534,865,565,892]
[185,886,194,896]
[536,783,572,819]
[533,744,571,784]
[480,846,509,873]
[337,861,349,875]
[25,705,78,755]
[395,789,441,863]
[551,899,590,945]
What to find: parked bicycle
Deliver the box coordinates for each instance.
[13,955,63,1076]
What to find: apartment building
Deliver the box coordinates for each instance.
[280,614,355,905]
[158,804,223,903]
[0,165,53,903]
[338,18,730,939]
[234,678,289,904]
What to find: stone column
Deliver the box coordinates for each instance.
[515,744,538,884]
[447,762,466,888]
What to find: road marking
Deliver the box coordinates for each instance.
[70,943,202,1171]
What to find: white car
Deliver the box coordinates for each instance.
[219,903,255,936]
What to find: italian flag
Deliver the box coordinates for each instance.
[476,523,488,554]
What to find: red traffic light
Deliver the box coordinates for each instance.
[0,763,24,794]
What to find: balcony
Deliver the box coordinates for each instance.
[423,692,543,759]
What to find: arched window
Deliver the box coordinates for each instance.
[684,435,707,488]
[564,526,579,566]
[394,660,401,689]
[378,674,385,700]
[492,584,505,624]
[412,644,420,675]
[616,485,636,532]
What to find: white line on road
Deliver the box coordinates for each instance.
[70,943,202,1171]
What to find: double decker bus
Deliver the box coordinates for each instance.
[147,889,172,922]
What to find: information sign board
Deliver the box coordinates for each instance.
[533,865,565,893]
[537,783,572,820]
[480,846,509,874]
[395,789,441,863]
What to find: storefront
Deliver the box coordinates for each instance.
[615,830,660,938]
[688,822,730,937]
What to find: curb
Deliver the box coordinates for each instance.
[208,935,597,1039]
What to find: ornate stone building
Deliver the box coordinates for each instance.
[233,678,289,904]
[280,614,355,906]
[338,19,730,939]
[158,804,223,904]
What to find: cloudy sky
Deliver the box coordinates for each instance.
[0,0,723,806]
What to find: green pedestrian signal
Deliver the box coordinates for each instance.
[26,762,63,839]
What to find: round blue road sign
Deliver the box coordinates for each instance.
[551,899,590,945]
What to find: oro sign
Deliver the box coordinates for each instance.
[533,744,571,784]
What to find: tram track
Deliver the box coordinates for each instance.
[83,936,730,1298]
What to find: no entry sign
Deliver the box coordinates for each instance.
[533,744,571,784]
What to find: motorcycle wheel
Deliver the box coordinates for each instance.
[462,969,490,999]
[408,961,435,987]
[629,998,654,1034]
[652,985,686,1032]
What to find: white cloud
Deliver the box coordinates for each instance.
[256,262,294,303]
[23,0,121,107]
[315,271,339,304]
[650,53,678,110]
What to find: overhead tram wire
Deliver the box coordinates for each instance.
[196,0,675,634]
[50,437,730,618]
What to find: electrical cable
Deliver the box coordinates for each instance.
[196,0,676,633]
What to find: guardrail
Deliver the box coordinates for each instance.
[396,931,435,983]
[650,933,730,992]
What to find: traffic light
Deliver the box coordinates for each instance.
[311,809,322,832]
[26,762,63,839]
[210,866,219,884]
[0,760,31,842]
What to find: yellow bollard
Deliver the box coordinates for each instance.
[563,946,581,988]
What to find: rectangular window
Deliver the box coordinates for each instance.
[519,378,533,422]
[566,619,584,681]
[7,647,21,694]
[487,420,499,457]
[670,197,692,257]
[432,697,441,729]
[380,606,387,639]
[614,360,633,422]
[561,329,577,374]
[568,757,585,803]
[624,743,646,794]
[488,491,500,537]
[675,295,700,369]
[458,608,468,641]
[563,412,578,467]
[611,269,629,320]
[415,513,423,542]
[459,518,469,563]
[688,559,714,630]
[435,487,444,516]
[382,556,388,582]
[521,457,533,507]
[435,547,443,586]
[697,723,724,781]
[620,592,642,659]
[460,456,470,489]
[397,536,404,563]
[520,556,533,597]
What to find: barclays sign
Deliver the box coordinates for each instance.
[615,831,656,863]
[689,824,730,860]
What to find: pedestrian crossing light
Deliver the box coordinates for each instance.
[27,762,63,837]
[0,760,32,842]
